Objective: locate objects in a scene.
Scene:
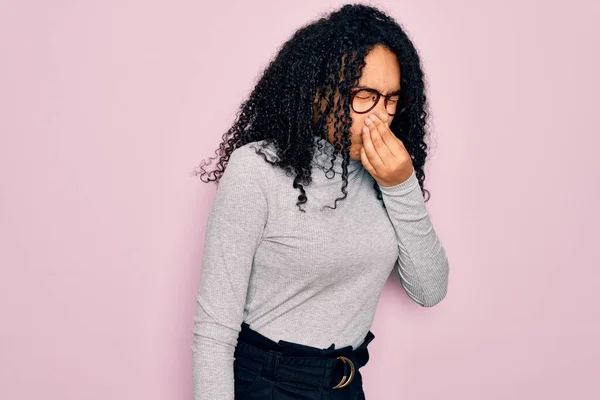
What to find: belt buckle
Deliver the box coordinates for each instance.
[331,356,355,389]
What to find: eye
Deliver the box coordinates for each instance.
[353,89,376,99]
[387,94,400,103]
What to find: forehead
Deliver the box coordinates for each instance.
[358,45,401,90]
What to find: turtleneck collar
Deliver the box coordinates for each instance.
[312,136,363,174]
[249,137,363,175]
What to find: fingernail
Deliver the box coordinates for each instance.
[364,118,371,125]
[369,114,377,121]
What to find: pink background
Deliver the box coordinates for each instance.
[1,1,599,399]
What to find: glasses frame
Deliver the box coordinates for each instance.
[349,87,407,116]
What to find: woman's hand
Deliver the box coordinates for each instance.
[360,111,414,187]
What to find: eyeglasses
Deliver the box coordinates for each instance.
[350,87,410,116]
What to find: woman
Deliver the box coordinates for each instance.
[192,4,449,399]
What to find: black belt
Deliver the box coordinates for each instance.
[235,324,374,390]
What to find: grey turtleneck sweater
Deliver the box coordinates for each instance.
[192,137,449,399]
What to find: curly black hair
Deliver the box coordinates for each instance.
[194,3,433,212]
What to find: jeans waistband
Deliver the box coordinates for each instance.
[234,322,375,390]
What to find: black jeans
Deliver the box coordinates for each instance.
[233,322,375,399]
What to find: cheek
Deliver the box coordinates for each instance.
[351,114,366,136]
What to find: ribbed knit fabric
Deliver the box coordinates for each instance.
[192,137,449,399]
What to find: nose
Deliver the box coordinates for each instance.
[373,96,390,124]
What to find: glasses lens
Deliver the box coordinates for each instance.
[352,89,406,115]
[386,94,400,115]
[352,89,377,113]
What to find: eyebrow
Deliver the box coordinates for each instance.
[354,85,401,95]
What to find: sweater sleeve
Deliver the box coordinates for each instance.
[378,168,449,307]
[192,145,268,400]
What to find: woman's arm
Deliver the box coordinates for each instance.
[192,145,269,400]
[378,169,449,307]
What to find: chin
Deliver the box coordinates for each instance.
[349,143,362,160]
[349,150,362,161]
